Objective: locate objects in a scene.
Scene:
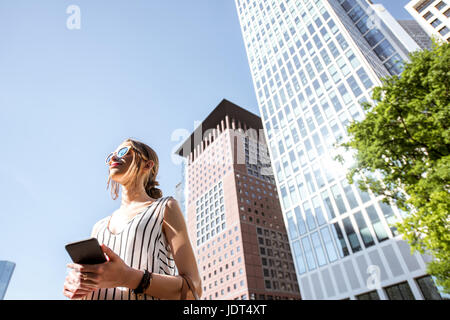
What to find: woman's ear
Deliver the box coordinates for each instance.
[146,160,155,170]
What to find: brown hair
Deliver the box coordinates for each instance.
[106,138,163,200]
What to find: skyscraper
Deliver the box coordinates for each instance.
[0,261,15,300]
[405,0,450,43]
[234,0,441,299]
[175,99,301,300]
[397,20,432,50]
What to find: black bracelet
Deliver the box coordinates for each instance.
[132,269,152,295]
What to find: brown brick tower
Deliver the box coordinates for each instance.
[175,99,301,300]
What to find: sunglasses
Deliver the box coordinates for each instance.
[105,146,132,166]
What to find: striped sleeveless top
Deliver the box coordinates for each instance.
[86,196,176,300]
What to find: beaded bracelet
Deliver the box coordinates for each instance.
[132,269,152,295]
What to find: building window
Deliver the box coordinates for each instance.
[423,11,433,20]
[342,217,362,252]
[331,222,350,257]
[347,75,362,98]
[365,29,384,47]
[435,1,446,11]
[415,0,434,13]
[439,26,449,36]
[302,236,317,271]
[330,184,347,215]
[373,39,395,61]
[384,281,415,300]
[378,201,399,236]
[311,232,327,266]
[356,290,380,300]
[353,211,375,248]
[415,276,442,300]
[320,226,338,262]
[431,18,442,28]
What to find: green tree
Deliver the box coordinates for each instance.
[341,41,450,294]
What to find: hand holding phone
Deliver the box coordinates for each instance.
[65,237,107,264]
[64,239,136,294]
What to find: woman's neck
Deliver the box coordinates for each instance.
[120,184,153,208]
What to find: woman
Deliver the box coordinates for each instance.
[63,138,202,300]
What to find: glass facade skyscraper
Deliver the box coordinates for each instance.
[0,261,15,300]
[234,0,441,299]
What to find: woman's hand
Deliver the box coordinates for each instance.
[64,244,139,299]
[63,268,97,300]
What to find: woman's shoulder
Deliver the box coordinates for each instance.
[160,196,177,208]
[91,216,110,236]
[95,216,110,225]
[161,196,184,220]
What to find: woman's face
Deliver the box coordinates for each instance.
[108,142,135,185]
[108,142,153,186]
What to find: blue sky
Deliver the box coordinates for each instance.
[0,0,411,299]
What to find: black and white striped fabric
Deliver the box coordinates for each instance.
[86,196,176,300]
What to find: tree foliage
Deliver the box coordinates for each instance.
[342,41,450,293]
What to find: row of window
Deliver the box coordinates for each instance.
[245,138,276,181]
[202,252,242,272]
[355,276,442,300]
[247,293,299,300]
[203,267,245,284]
[203,246,242,267]
[263,267,296,281]
[204,280,246,300]
[264,279,297,292]
[198,226,240,254]
[338,0,405,75]
[283,174,373,217]
[257,226,288,241]
[259,244,292,260]
[290,200,399,273]
[195,181,226,246]
[416,0,447,14]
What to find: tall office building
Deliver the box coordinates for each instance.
[175,99,301,300]
[234,0,442,299]
[0,261,15,300]
[398,20,432,50]
[406,0,450,43]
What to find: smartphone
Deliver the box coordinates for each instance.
[65,237,107,264]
